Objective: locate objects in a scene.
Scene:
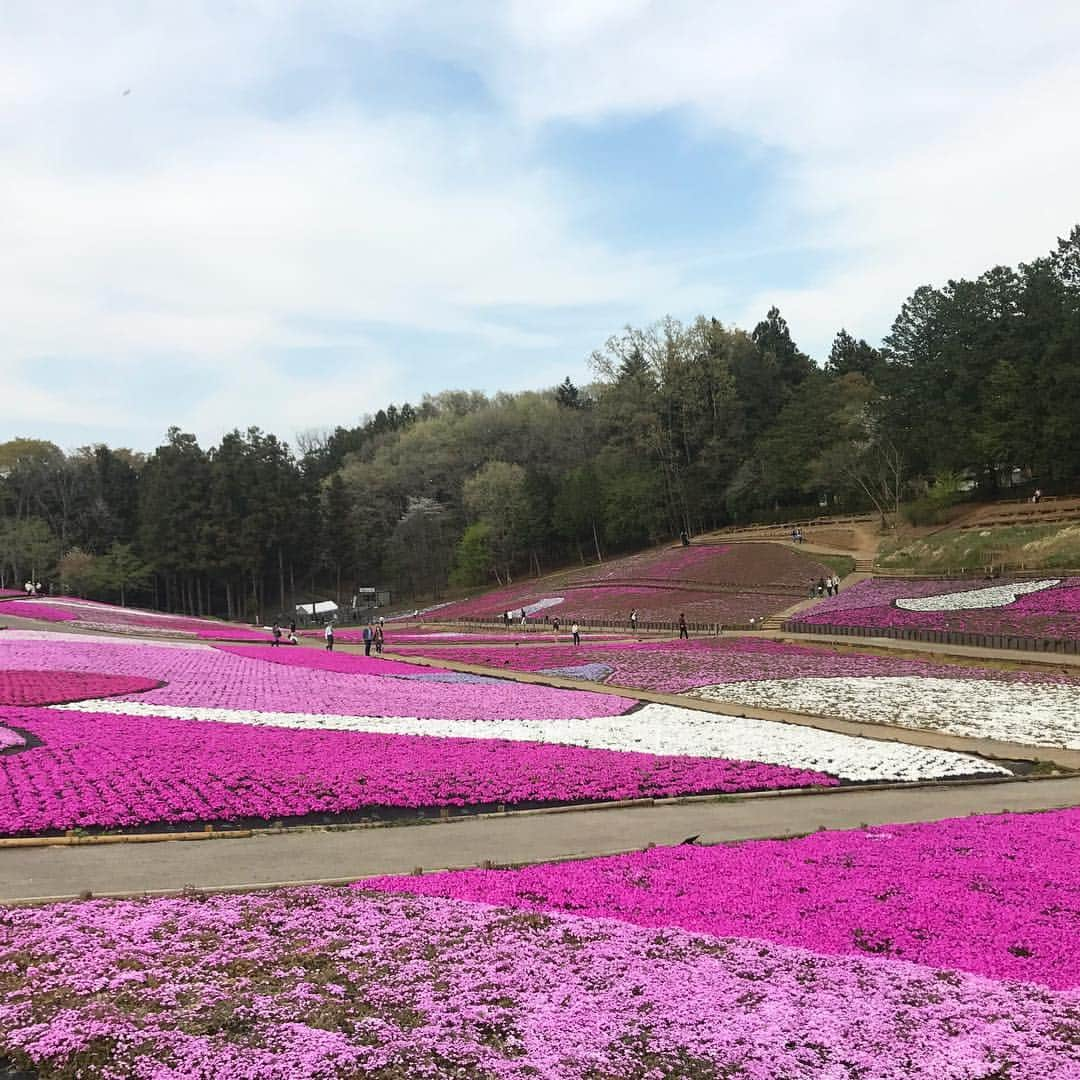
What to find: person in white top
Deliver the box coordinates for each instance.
[324,621,335,651]
[571,623,581,646]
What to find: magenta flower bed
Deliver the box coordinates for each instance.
[0,601,79,622]
[0,704,832,833]
[800,577,1080,639]
[0,669,162,706]
[398,636,1071,694]
[3,889,1074,1079]
[0,637,633,720]
[365,808,1080,990]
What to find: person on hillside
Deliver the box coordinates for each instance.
[324,621,334,651]
[374,624,384,655]
[630,609,638,632]
[362,624,373,656]
[678,613,689,640]
[289,620,296,637]
[808,579,816,599]
[24,581,32,596]
[825,578,833,598]
[503,610,510,629]
[271,622,282,647]
[520,608,527,627]
[552,615,560,635]
[832,574,841,594]
[817,577,826,598]
[571,622,581,646]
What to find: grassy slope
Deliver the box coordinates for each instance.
[878,522,1080,572]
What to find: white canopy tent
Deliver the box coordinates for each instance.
[296,600,339,617]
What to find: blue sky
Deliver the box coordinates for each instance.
[4,1,1080,451]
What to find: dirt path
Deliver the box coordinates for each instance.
[3,776,1078,903]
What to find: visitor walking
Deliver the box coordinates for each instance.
[374,624,384,655]
[520,608,528,627]
[832,574,841,594]
[808,579,816,599]
[503,610,510,629]
[271,622,282,647]
[551,616,560,634]
[289,620,296,637]
[362,624,373,656]
[571,622,581,646]
[825,578,833,598]
[817,577,826,598]
[288,628,299,645]
[678,613,689,640]
[324,622,334,651]
[630,608,638,632]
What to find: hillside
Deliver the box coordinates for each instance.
[428,542,842,626]
[878,500,1080,573]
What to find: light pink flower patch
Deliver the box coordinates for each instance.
[0,888,1074,1079]
[0,636,633,719]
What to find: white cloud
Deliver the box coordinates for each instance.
[3,1,1080,448]
[480,0,1080,345]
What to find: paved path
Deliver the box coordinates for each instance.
[4,777,1079,903]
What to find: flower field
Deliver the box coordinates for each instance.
[798,576,1080,639]
[426,542,840,624]
[0,630,1011,834]
[2,812,1078,1077]
[366,807,1080,989]
[1,595,272,640]
[417,635,1080,747]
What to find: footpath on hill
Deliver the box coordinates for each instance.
[3,777,1080,903]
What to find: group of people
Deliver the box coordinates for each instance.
[270,615,386,654]
[270,620,299,646]
[790,528,806,544]
[810,575,842,598]
[22,580,43,596]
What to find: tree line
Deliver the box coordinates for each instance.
[3,226,1078,617]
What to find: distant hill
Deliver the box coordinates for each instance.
[429,542,842,626]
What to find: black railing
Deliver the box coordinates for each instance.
[781,620,1080,655]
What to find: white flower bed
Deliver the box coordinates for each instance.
[522,597,564,616]
[691,675,1080,749]
[894,579,1060,612]
[53,699,1007,782]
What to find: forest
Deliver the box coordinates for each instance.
[2,226,1079,618]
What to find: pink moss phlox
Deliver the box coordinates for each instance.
[364,808,1080,990]
[397,636,1074,693]
[0,669,162,706]
[801,577,1080,640]
[0,637,633,719]
[0,704,834,833]
[0,887,1075,1078]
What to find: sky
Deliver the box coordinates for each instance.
[4,1,1080,452]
